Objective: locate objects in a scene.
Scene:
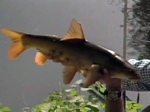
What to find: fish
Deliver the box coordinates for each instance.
[1,19,141,87]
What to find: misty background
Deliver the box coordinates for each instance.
[0,0,150,111]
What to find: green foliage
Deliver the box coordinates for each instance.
[32,80,104,112]
[0,104,12,112]
[0,80,144,112]
[126,101,143,112]
[31,80,143,112]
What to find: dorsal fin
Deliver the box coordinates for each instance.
[61,19,85,41]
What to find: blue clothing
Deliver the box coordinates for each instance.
[122,59,150,91]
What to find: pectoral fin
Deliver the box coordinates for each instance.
[63,66,78,85]
[61,19,85,41]
[35,52,48,66]
[84,65,102,87]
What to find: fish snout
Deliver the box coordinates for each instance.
[128,73,142,82]
[111,71,142,81]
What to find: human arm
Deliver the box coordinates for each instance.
[122,59,150,91]
[102,69,125,112]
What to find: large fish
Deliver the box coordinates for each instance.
[1,19,141,87]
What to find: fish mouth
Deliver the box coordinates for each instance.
[129,75,142,82]
[111,73,142,81]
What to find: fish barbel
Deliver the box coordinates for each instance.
[1,19,141,87]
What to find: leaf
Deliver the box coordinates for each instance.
[80,87,92,91]
[0,107,12,112]
[74,79,83,85]
[65,89,72,92]
[70,91,78,96]
[70,84,77,88]
[132,103,143,110]
[129,109,138,112]
[99,86,106,93]
[69,96,85,103]
[85,105,99,112]
[80,107,91,112]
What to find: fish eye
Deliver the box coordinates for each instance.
[129,69,132,72]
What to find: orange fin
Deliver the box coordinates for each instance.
[35,52,48,66]
[61,19,85,41]
[63,66,78,85]
[1,29,27,60]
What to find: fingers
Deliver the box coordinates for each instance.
[97,69,111,84]
[103,69,109,75]
[79,70,88,76]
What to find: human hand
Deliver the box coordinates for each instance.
[98,69,122,90]
[80,69,121,88]
[78,69,121,91]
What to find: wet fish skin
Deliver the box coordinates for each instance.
[1,19,141,87]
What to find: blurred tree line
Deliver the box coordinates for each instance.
[127,0,150,59]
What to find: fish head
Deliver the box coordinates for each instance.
[110,63,142,81]
[111,69,141,81]
[107,54,142,81]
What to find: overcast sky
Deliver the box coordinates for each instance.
[0,0,150,111]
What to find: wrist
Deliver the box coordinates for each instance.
[106,85,122,91]
[106,79,122,91]
[104,89,123,100]
[102,79,123,100]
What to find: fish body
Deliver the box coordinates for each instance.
[1,19,141,87]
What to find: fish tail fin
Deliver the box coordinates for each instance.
[1,29,28,60]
